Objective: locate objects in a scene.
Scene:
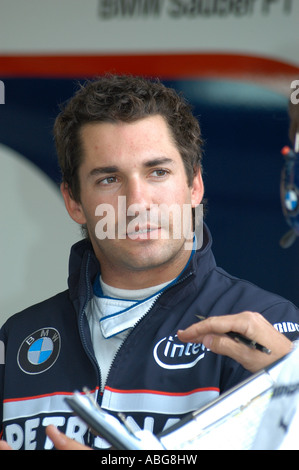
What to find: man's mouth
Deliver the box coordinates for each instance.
[126,226,160,239]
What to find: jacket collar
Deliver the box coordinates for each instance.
[67,222,216,307]
[68,238,99,307]
[188,223,216,279]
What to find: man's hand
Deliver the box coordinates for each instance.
[177,311,293,373]
[45,425,92,450]
[0,440,11,450]
[0,425,92,451]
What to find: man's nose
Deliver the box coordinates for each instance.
[125,177,151,211]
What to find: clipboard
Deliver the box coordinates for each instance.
[65,352,295,450]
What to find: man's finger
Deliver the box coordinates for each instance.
[46,425,92,450]
[0,441,12,450]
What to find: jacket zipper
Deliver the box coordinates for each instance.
[78,256,194,444]
[103,269,194,392]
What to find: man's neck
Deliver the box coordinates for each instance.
[99,276,173,300]
[97,246,193,290]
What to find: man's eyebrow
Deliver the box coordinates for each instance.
[143,157,175,168]
[87,166,119,178]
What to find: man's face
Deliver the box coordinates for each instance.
[62,115,203,287]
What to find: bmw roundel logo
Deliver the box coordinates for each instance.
[285,188,298,212]
[17,328,61,375]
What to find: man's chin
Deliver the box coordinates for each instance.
[121,240,190,270]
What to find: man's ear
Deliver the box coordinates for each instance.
[191,169,204,208]
[60,182,87,225]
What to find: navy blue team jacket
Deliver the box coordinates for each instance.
[1,225,299,449]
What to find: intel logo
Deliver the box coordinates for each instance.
[153,335,206,370]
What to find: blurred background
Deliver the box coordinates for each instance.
[0,0,299,326]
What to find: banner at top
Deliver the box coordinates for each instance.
[0,0,298,65]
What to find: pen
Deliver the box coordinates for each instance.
[195,315,272,355]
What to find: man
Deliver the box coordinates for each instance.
[0,75,298,450]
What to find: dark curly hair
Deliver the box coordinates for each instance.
[54,74,203,202]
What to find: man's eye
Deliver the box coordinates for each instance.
[152,169,169,177]
[99,176,118,185]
